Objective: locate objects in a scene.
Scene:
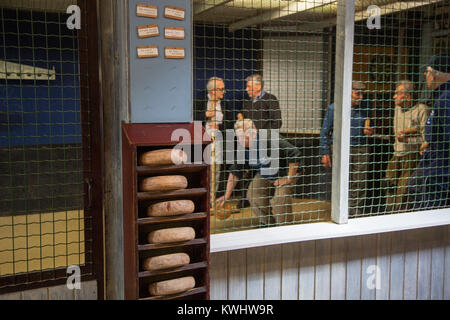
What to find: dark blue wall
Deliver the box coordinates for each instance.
[1,19,260,148]
[193,24,261,112]
[0,9,80,147]
[128,0,193,123]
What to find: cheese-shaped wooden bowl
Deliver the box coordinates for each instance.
[149,276,195,296]
[147,227,195,244]
[147,200,195,217]
[140,175,188,192]
[140,148,188,166]
[143,253,190,271]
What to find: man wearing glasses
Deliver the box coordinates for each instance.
[194,76,236,198]
[406,53,450,209]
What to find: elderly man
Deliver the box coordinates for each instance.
[319,81,374,216]
[241,74,282,131]
[194,77,235,197]
[406,53,450,209]
[384,80,429,213]
[216,119,301,226]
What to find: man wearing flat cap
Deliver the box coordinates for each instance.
[319,81,374,216]
[406,53,450,209]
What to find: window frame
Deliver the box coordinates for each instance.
[210,0,450,253]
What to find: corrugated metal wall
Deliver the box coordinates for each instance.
[211,225,450,300]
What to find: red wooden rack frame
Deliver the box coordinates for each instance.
[122,122,211,300]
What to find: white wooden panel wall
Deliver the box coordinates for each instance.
[210,226,450,300]
[0,280,98,300]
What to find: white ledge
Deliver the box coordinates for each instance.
[210,209,450,253]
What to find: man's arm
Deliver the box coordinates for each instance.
[398,104,430,142]
[397,127,418,142]
[216,172,239,208]
[363,118,375,136]
[274,162,299,186]
[205,109,215,118]
[319,105,333,168]
[439,93,450,147]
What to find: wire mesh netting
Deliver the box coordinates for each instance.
[192,0,450,234]
[1,0,449,288]
[351,0,450,217]
[194,0,336,233]
[0,4,92,286]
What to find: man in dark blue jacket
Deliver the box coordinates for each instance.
[319,81,374,216]
[406,53,450,210]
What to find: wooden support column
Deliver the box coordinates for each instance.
[331,0,354,224]
[98,0,130,300]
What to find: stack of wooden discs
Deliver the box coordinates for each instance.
[140,149,189,193]
[145,198,197,297]
[139,148,200,297]
[145,227,196,297]
[144,252,195,296]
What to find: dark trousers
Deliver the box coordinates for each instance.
[405,167,449,210]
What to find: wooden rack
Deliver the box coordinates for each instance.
[122,123,210,300]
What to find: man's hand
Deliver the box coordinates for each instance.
[419,141,429,156]
[205,110,215,118]
[364,126,375,136]
[216,195,228,209]
[208,123,219,130]
[364,119,374,136]
[217,173,239,209]
[397,127,418,143]
[397,130,407,143]
[273,177,295,187]
[321,154,332,169]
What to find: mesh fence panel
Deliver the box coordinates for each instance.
[0,4,91,286]
[194,0,336,233]
[193,0,450,234]
[350,0,450,217]
[1,0,448,279]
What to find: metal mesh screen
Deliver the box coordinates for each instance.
[0,2,98,291]
[194,0,335,233]
[350,0,450,217]
[193,0,450,234]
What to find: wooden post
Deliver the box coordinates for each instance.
[331,0,354,224]
[211,132,216,209]
[99,0,130,300]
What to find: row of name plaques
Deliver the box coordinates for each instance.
[136,4,186,59]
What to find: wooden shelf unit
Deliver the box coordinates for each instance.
[122,123,211,300]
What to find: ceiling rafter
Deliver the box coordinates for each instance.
[193,0,233,15]
[228,0,336,32]
[293,0,443,33]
